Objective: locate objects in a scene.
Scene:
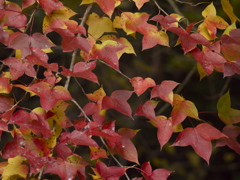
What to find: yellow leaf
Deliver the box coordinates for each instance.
[100,35,136,58]
[2,156,28,180]
[86,87,106,102]
[221,0,239,23]
[197,62,207,80]
[132,0,149,10]
[43,7,77,34]
[86,13,116,39]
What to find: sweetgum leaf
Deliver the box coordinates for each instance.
[61,61,98,83]
[150,14,179,30]
[169,27,210,53]
[89,40,125,70]
[39,0,64,14]
[133,0,149,9]
[2,155,28,180]
[130,77,156,96]
[151,80,179,105]
[102,90,133,118]
[113,12,150,35]
[223,58,240,77]
[217,91,240,125]
[54,28,90,52]
[60,130,99,148]
[135,100,158,121]
[29,82,72,111]
[216,125,240,154]
[54,142,73,159]
[89,147,108,160]
[141,162,173,180]
[44,155,88,180]
[3,57,36,80]
[43,7,77,34]
[171,123,226,164]
[171,94,199,125]
[91,160,126,179]
[86,12,116,39]
[0,1,27,29]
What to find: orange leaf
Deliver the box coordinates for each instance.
[130,77,156,96]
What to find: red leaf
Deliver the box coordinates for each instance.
[61,61,98,83]
[39,0,64,14]
[130,77,156,96]
[54,28,90,52]
[29,82,72,111]
[223,58,240,77]
[54,142,73,160]
[102,90,133,118]
[141,162,173,180]
[216,125,240,154]
[171,123,226,164]
[44,155,88,180]
[153,116,173,150]
[89,40,125,70]
[171,94,199,125]
[151,80,179,105]
[190,44,227,75]
[135,100,158,121]
[60,130,99,148]
[169,27,210,53]
[150,14,179,30]
[91,160,126,179]
[3,57,36,80]
[0,1,27,29]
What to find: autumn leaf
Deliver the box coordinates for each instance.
[43,6,77,34]
[90,160,126,179]
[2,155,28,180]
[223,58,240,77]
[102,90,133,118]
[130,77,156,96]
[0,1,27,29]
[150,116,174,150]
[190,42,227,75]
[171,94,199,125]
[90,147,108,160]
[86,12,116,39]
[216,125,240,154]
[169,27,210,53]
[60,130,99,148]
[113,12,150,36]
[171,123,226,164]
[7,32,55,58]
[0,94,14,122]
[133,0,149,10]
[89,40,126,70]
[47,101,73,129]
[151,80,179,105]
[141,162,173,180]
[199,2,229,39]
[138,24,169,50]
[100,34,136,58]
[0,72,12,94]
[221,0,239,23]
[29,81,72,111]
[54,142,73,160]
[44,155,88,180]
[61,61,98,83]
[53,28,90,52]
[135,100,158,121]
[39,0,65,14]
[3,57,36,80]
[150,14,180,30]
[217,90,240,125]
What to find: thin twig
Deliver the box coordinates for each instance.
[175,0,210,7]
[99,137,131,180]
[167,0,184,16]
[64,4,93,89]
[71,99,91,122]
[157,64,197,115]
[99,60,131,80]
[152,0,169,16]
